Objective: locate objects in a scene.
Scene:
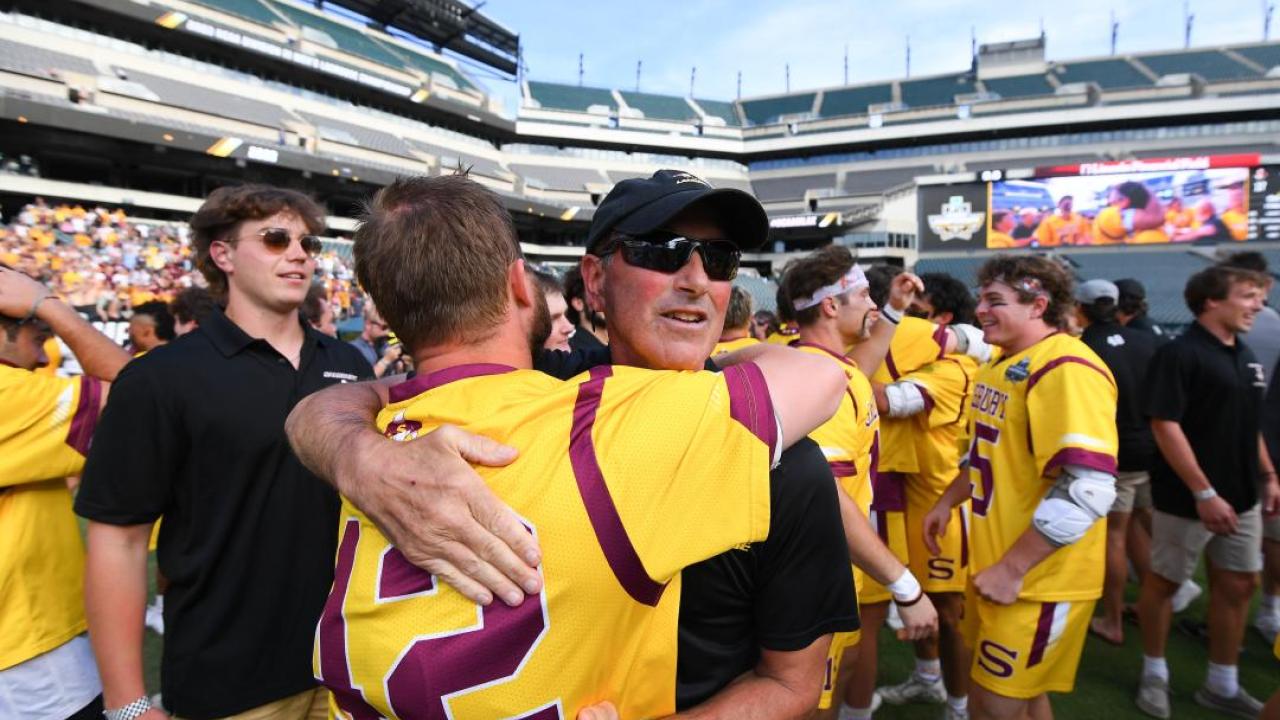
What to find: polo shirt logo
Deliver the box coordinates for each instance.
[1106,334,1125,347]
[1249,362,1267,388]
[324,371,358,383]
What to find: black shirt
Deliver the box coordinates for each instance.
[568,326,607,353]
[1144,321,1268,518]
[75,309,372,719]
[536,349,859,709]
[1126,314,1166,338]
[1081,322,1161,472]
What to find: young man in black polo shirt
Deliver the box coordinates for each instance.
[1136,265,1280,720]
[1073,279,1162,647]
[76,186,371,720]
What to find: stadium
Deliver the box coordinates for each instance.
[3,0,1280,718]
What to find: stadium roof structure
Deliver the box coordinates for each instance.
[320,0,519,75]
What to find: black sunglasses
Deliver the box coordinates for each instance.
[250,227,323,256]
[600,231,740,281]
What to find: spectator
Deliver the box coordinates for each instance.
[170,287,219,336]
[299,283,336,337]
[1115,278,1166,338]
[531,267,574,352]
[712,286,756,356]
[750,308,778,341]
[127,300,175,355]
[564,265,607,351]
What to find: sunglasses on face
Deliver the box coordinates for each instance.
[600,231,740,281]
[248,227,323,256]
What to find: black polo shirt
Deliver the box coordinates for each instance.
[1144,321,1267,518]
[75,308,371,719]
[536,349,859,709]
[1081,322,1161,472]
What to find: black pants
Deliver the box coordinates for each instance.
[66,694,104,720]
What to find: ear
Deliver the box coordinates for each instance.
[509,259,534,308]
[935,311,954,326]
[580,255,606,314]
[1030,294,1050,320]
[209,240,235,275]
[820,296,840,319]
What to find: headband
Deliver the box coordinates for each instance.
[994,274,1048,299]
[793,265,868,311]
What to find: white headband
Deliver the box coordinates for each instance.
[793,265,868,311]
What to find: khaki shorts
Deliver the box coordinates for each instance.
[174,688,328,720]
[1150,505,1263,583]
[1111,471,1151,514]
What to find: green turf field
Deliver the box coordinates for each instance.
[139,561,1278,718]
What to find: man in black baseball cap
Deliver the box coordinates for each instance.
[579,170,772,370]
[1115,278,1165,338]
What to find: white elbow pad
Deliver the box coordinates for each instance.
[885,381,927,418]
[951,324,993,364]
[1032,465,1117,547]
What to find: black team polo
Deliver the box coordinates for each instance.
[1080,321,1161,473]
[1144,321,1268,519]
[75,308,371,719]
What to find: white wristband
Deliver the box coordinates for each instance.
[887,568,922,603]
[880,304,903,325]
[1193,487,1218,502]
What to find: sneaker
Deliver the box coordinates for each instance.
[1171,579,1203,613]
[1252,613,1280,645]
[886,602,904,631]
[144,602,165,635]
[878,673,946,705]
[1135,674,1171,719]
[1193,686,1264,719]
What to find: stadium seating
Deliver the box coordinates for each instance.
[116,68,294,129]
[0,38,97,80]
[1052,58,1152,89]
[1138,50,1259,81]
[740,93,817,125]
[508,164,606,191]
[751,173,838,202]
[265,1,406,69]
[694,97,740,126]
[619,91,698,122]
[843,167,929,195]
[296,110,415,157]
[527,81,617,113]
[819,83,895,118]
[733,274,779,312]
[981,74,1055,98]
[899,74,976,108]
[1235,43,1280,71]
[395,48,478,93]
[404,139,509,180]
[186,0,284,28]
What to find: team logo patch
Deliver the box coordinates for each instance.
[1005,358,1031,382]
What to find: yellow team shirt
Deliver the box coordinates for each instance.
[1165,208,1194,230]
[713,336,760,357]
[1094,206,1168,245]
[1035,213,1090,247]
[902,355,980,495]
[873,317,948,476]
[1221,208,1248,241]
[765,325,799,345]
[0,364,102,670]
[792,343,878,512]
[966,334,1118,601]
[318,363,777,719]
[987,231,1017,249]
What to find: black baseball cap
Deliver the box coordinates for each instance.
[586,169,769,253]
[1115,278,1146,300]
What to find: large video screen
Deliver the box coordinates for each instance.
[917,155,1264,252]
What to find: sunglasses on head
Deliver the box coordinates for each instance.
[250,227,323,256]
[599,230,740,281]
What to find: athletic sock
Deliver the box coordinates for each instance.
[1143,655,1169,682]
[947,695,968,713]
[838,703,873,720]
[915,657,942,684]
[1261,593,1280,618]
[1206,662,1238,698]
[153,594,164,612]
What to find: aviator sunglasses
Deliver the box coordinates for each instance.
[599,230,740,281]
[245,227,324,256]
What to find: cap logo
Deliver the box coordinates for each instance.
[671,171,710,187]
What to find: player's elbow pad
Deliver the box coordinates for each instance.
[885,381,926,418]
[1032,466,1116,547]
[951,323,992,364]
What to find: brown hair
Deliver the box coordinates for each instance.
[1185,265,1268,316]
[976,255,1075,329]
[780,245,857,326]
[170,286,220,326]
[724,286,753,331]
[354,174,522,351]
[298,283,329,328]
[189,185,326,297]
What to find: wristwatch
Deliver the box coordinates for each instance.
[1193,487,1218,502]
[104,696,152,720]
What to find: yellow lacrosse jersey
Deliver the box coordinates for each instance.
[1035,213,1090,247]
[873,317,948,475]
[790,342,878,511]
[966,334,1117,602]
[765,325,799,345]
[1222,208,1248,241]
[903,355,979,495]
[712,336,760,357]
[0,364,102,670]
[316,362,777,720]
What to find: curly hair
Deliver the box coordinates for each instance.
[976,255,1075,329]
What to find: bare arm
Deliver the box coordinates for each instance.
[1260,433,1280,516]
[923,471,971,556]
[669,638,831,720]
[1152,418,1238,534]
[84,522,169,719]
[716,342,846,448]
[0,267,129,381]
[285,378,541,606]
[970,526,1058,605]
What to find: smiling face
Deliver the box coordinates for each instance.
[975,280,1050,350]
[583,205,732,370]
[1205,279,1265,335]
[543,290,575,351]
[834,285,878,345]
[210,211,315,315]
